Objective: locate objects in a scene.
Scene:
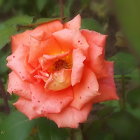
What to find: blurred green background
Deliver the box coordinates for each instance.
[0,0,140,140]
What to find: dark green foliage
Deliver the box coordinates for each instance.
[37,118,69,140]
[0,111,36,140]
[0,0,140,140]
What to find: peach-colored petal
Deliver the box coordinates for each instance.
[71,67,99,109]
[46,103,92,128]
[81,29,107,78]
[30,84,73,114]
[53,29,73,51]
[81,29,107,47]
[7,45,32,81]
[64,14,81,30]
[7,72,31,99]
[12,20,63,53]
[11,30,32,52]
[92,61,119,103]
[71,49,86,86]
[14,98,41,120]
[46,69,72,91]
[28,37,62,67]
[39,51,70,71]
[53,29,89,53]
[31,20,63,40]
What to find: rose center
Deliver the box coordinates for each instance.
[54,59,70,71]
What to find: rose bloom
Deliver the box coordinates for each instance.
[7,15,118,128]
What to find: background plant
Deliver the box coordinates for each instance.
[0,0,140,140]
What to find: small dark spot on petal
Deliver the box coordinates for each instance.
[60,101,63,104]
[80,96,82,99]
[13,56,15,58]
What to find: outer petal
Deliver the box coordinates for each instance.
[11,30,31,52]
[7,72,31,99]
[64,14,81,30]
[92,61,119,103]
[7,45,32,81]
[46,103,92,128]
[81,29,107,78]
[14,98,41,120]
[81,29,107,47]
[71,49,86,86]
[30,84,73,114]
[71,67,99,109]
[31,20,63,40]
[12,20,63,52]
[53,29,89,53]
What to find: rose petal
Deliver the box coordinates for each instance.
[31,20,63,40]
[53,29,89,53]
[92,61,119,103]
[71,67,99,109]
[7,72,31,99]
[14,98,41,120]
[11,30,32,52]
[81,29,107,47]
[46,103,92,128]
[11,20,63,53]
[81,29,107,78]
[46,69,72,91]
[71,49,86,86]
[64,14,81,30]
[30,84,73,114]
[28,37,62,67]
[7,45,32,81]
[39,51,70,71]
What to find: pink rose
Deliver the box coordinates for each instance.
[7,15,118,128]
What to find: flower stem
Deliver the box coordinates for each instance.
[59,0,64,20]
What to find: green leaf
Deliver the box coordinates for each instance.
[109,52,136,74]
[127,87,140,107]
[0,50,10,75]
[114,0,140,55]
[37,118,69,140]
[128,68,140,84]
[3,15,33,26]
[0,25,16,50]
[107,111,140,139]
[0,111,36,140]
[0,112,7,124]
[0,15,33,49]
[84,120,114,140]
[102,100,120,112]
[82,18,104,33]
[126,104,140,120]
